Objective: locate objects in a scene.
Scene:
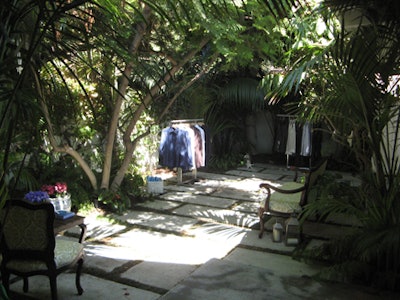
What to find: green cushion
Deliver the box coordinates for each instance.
[5,239,84,272]
[261,182,304,214]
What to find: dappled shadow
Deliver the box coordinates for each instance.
[172,204,259,228]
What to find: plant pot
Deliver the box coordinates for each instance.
[48,194,71,212]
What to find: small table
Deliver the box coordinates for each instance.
[54,215,86,243]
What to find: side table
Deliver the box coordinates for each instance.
[54,215,86,243]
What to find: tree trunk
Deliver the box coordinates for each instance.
[101,4,152,190]
[36,69,98,191]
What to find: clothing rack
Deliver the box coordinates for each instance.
[168,118,205,184]
[170,118,204,125]
[276,114,312,170]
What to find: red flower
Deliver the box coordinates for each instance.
[41,184,55,196]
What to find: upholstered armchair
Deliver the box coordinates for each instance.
[0,200,84,300]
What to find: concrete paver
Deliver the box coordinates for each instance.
[231,201,260,213]
[171,203,259,228]
[135,199,182,211]
[84,243,136,272]
[160,192,237,208]
[227,169,286,181]
[225,248,321,277]
[104,228,235,265]
[160,258,387,300]
[121,262,197,290]
[164,184,216,195]
[115,210,199,233]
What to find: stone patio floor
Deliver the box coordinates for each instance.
[7,163,400,299]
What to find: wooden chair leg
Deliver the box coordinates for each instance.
[23,277,29,292]
[1,271,10,294]
[49,276,58,300]
[75,258,84,295]
[258,208,265,239]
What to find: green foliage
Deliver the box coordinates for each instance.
[97,189,130,214]
[263,0,400,289]
[300,172,363,223]
[120,173,145,198]
[218,78,265,111]
[208,152,243,171]
[1,0,306,211]
[96,172,144,212]
[301,172,400,290]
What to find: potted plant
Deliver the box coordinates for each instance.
[41,182,71,211]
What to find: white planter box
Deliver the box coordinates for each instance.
[48,195,72,211]
[147,180,164,194]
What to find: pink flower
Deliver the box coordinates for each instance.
[55,182,67,194]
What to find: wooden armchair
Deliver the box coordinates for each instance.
[0,200,84,300]
[258,159,327,238]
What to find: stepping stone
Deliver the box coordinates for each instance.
[160,258,321,300]
[232,201,260,213]
[226,169,283,181]
[172,204,259,228]
[135,199,182,211]
[196,171,241,181]
[81,215,127,241]
[236,166,264,172]
[121,261,197,290]
[164,184,216,194]
[187,222,249,243]
[160,192,237,208]
[110,228,236,265]
[115,210,198,233]
[212,188,260,202]
[224,248,322,278]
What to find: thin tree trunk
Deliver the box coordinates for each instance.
[101,4,152,189]
[34,68,98,190]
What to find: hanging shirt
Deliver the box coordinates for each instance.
[285,119,296,155]
[159,127,194,170]
[184,126,196,170]
[193,125,206,167]
[301,121,312,156]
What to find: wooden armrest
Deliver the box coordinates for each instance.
[78,223,87,243]
[259,183,306,194]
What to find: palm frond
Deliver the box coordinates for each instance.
[218,78,265,111]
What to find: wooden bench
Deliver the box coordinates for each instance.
[258,159,327,238]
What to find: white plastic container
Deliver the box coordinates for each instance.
[147,176,164,194]
[48,194,72,211]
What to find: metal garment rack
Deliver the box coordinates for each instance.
[169,118,204,125]
[276,114,312,170]
[169,118,204,184]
